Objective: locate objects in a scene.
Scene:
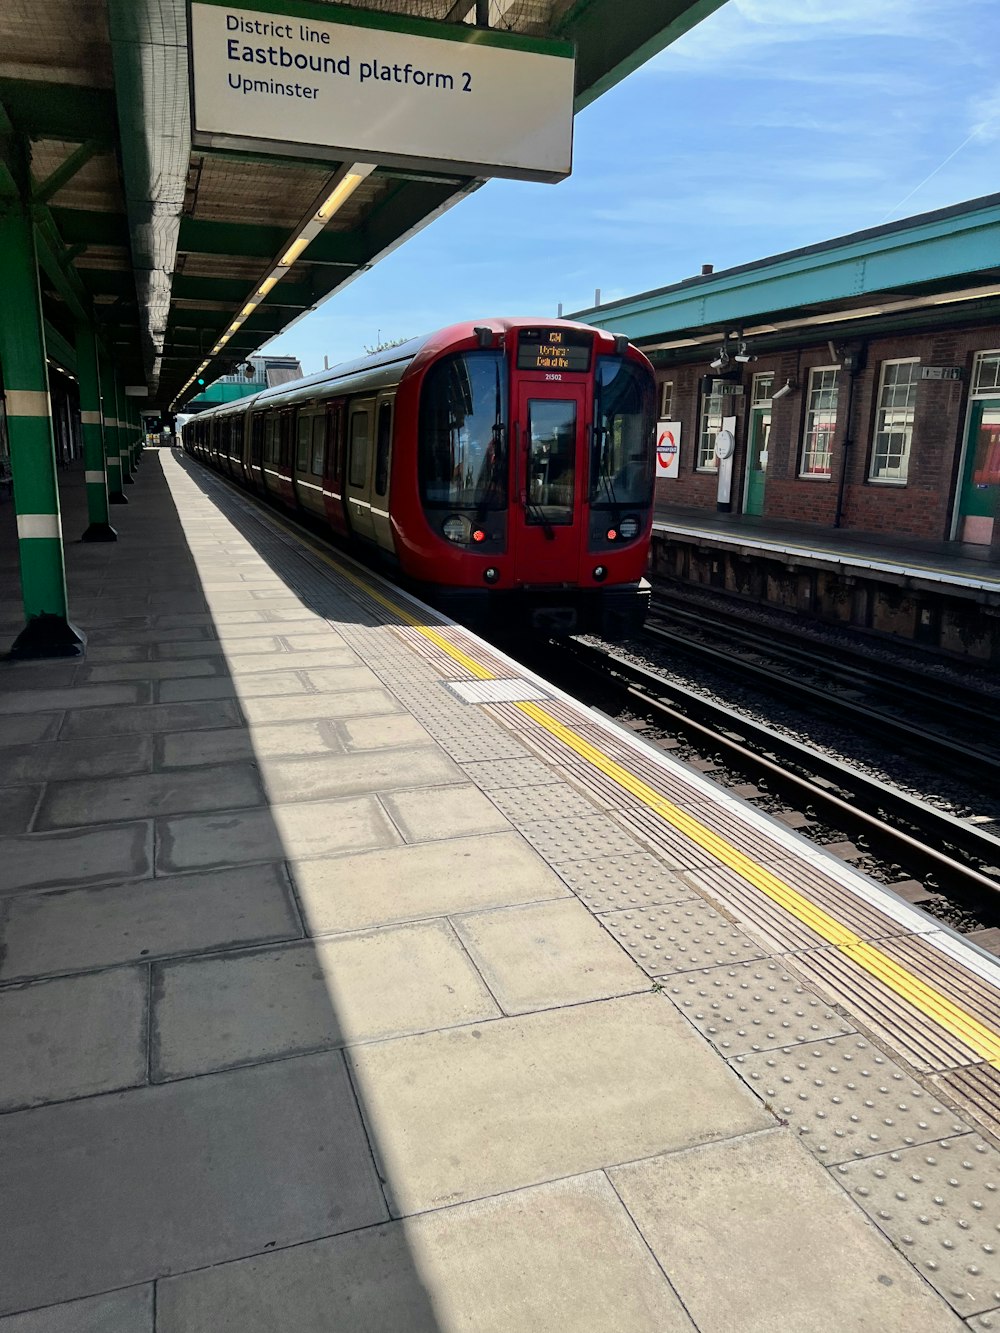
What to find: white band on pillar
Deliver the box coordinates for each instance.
[17,513,61,539]
[85,470,106,484]
[106,457,121,469]
[6,390,51,417]
[81,410,102,425]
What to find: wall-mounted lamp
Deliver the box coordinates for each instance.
[771,378,798,401]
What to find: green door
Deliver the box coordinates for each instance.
[745,408,771,516]
[958,399,1000,544]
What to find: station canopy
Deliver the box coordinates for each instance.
[0,0,723,412]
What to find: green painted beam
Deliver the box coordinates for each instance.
[43,320,78,374]
[49,208,130,249]
[0,80,117,144]
[177,215,364,266]
[33,140,103,205]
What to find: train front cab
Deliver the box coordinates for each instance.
[411,325,654,637]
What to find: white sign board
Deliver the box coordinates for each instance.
[656,420,681,478]
[190,3,576,181]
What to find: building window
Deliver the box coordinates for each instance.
[973,351,1000,394]
[659,380,674,419]
[697,387,723,470]
[870,359,919,483]
[751,373,774,405]
[800,366,839,478]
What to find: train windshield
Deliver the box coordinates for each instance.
[590,357,655,507]
[419,351,508,510]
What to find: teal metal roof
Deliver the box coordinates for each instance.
[571,193,1000,343]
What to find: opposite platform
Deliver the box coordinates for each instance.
[0,451,997,1331]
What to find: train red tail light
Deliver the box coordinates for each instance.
[472,528,486,543]
[607,528,618,541]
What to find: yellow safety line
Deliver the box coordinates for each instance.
[254,498,1000,1067]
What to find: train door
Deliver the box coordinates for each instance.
[370,394,395,550]
[344,398,376,541]
[323,400,349,536]
[248,412,264,490]
[293,408,327,517]
[512,382,588,584]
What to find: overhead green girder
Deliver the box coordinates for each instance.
[177,216,364,266]
[0,79,118,144]
[49,208,131,249]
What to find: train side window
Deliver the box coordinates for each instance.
[311,416,327,476]
[374,401,392,496]
[349,410,369,488]
[263,415,275,464]
[296,414,311,472]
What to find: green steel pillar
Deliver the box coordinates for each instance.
[116,376,134,485]
[76,320,116,542]
[101,355,127,505]
[0,196,85,657]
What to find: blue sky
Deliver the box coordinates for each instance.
[263,0,1000,372]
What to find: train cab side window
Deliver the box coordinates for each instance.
[374,402,392,496]
[296,415,311,472]
[349,410,370,488]
[311,416,326,476]
[591,357,655,505]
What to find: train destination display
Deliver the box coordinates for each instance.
[517,330,593,372]
[190,3,575,181]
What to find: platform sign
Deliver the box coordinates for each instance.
[190,1,576,182]
[656,421,681,478]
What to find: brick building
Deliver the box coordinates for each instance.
[573,195,1000,555]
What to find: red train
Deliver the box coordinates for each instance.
[182,318,655,635]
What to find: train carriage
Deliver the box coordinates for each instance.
[183,318,656,635]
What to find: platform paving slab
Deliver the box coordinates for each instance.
[453,897,650,1014]
[0,862,301,981]
[381,782,512,842]
[257,746,464,804]
[0,787,42,835]
[348,991,771,1216]
[0,683,149,715]
[153,725,257,767]
[82,658,222,682]
[0,1051,386,1317]
[0,967,147,1111]
[239,688,403,723]
[151,919,500,1080]
[156,1172,696,1333]
[34,761,266,829]
[0,821,153,896]
[156,794,401,873]
[339,713,435,750]
[0,712,63,745]
[291,832,570,934]
[58,698,243,738]
[0,1285,153,1333]
[0,735,153,784]
[610,1130,965,1332]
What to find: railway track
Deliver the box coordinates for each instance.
[643,602,1000,785]
[517,634,1000,942]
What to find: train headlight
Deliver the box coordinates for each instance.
[442,515,471,544]
[593,565,607,581]
[618,515,640,540]
[483,567,499,584]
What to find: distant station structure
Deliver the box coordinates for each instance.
[574,194,1000,553]
[0,0,725,656]
[183,355,305,412]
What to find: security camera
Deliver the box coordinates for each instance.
[771,378,797,401]
[709,348,730,372]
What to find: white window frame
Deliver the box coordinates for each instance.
[972,350,1000,395]
[697,387,723,471]
[869,358,919,484]
[751,372,774,406]
[799,365,839,479]
[659,380,674,419]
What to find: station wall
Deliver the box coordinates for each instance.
[654,321,1000,548]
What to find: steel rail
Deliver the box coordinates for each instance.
[555,637,1000,906]
[640,617,1000,784]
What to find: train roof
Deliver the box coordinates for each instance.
[187,318,634,422]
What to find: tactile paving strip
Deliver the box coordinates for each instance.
[664,959,855,1056]
[602,901,769,976]
[515,814,644,863]
[733,1034,968,1163]
[552,853,702,913]
[487,783,601,826]
[932,1066,1000,1145]
[835,1136,1000,1317]
[465,758,563,791]
[788,946,991,1073]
